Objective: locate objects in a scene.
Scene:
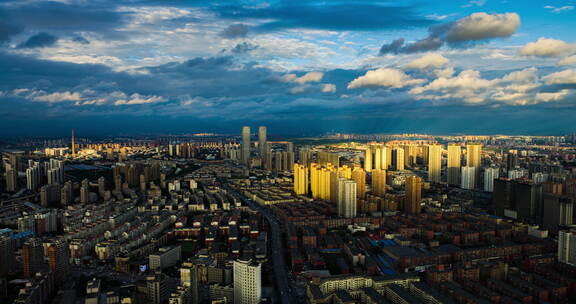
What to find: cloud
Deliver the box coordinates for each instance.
[348,68,425,89]
[501,67,538,83]
[220,24,249,38]
[379,12,520,54]
[536,90,572,102]
[215,2,433,32]
[544,5,574,13]
[0,1,127,34]
[282,72,324,84]
[114,93,166,105]
[31,91,82,103]
[17,32,58,48]
[543,69,576,85]
[444,12,520,43]
[405,53,449,69]
[230,42,258,54]
[0,21,22,43]
[462,0,487,8]
[322,83,336,93]
[558,55,576,66]
[519,38,574,57]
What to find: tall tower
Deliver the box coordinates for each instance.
[372,169,387,196]
[393,147,404,171]
[461,166,476,190]
[47,238,70,283]
[447,144,461,185]
[293,164,309,195]
[405,176,422,214]
[352,167,366,199]
[233,259,261,304]
[427,144,442,183]
[258,126,267,156]
[364,148,372,172]
[241,126,251,165]
[0,235,15,276]
[23,238,44,278]
[337,178,357,218]
[466,143,482,187]
[71,129,76,158]
[483,167,500,192]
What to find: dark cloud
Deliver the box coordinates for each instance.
[231,42,258,54]
[379,37,442,55]
[379,38,404,54]
[0,1,128,39]
[72,36,90,45]
[17,32,58,49]
[0,21,22,43]
[214,2,433,31]
[220,24,249,38]
[379,12,520,54]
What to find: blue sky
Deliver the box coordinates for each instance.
[0,0,575,136]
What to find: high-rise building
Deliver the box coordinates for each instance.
[241,126,251,165]
[403,145,418,168]
[23,238,45,278]
[293,164,308,195]
[405,176,422,214]
[71,129,76,158]
[374,147,382,170]
[372,169,387,196]
[392,148,404,171]
[506,151,519,171]
[543,194,574,234]
[337,178,357,218]
[0,235,15,276]
[558,230,576,265]
[180,261,199,304]
[427,144,442,183]
[47,238,70,283]
[447,144,461,185]
[484,167,500,192]
[258,126,266,157]
[364,148,372,172]
[466,143,482,188]
[233,259,261,304]
[26,164,40,191]
[352,167,366,199]
[310,164,334,200]
[461,166,476,190]
[147,272,168,304]
[80,179,90,204]
[5,163,18,192]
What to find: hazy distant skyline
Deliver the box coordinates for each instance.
[1,0,576,135]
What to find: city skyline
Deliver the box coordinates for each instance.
[0,0,576,135]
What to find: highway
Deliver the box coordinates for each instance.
[224,184,296,304]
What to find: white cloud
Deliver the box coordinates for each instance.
[434,67,455,78]
[347,68,425,89]
[322,84,336,93]
[410,70,494,94]
[543,69,576,85]
[501,67,538,83]
[544,5,574,13]
[282,72,324,84]
[114,93,166,105]
[558,55,576,66]
[32,91,82,103]
[405,53,449,69]
[445,12,520,42]
[519,38,574,57]
[536,90,572,102]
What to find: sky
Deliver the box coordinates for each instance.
[0,0,576,136]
